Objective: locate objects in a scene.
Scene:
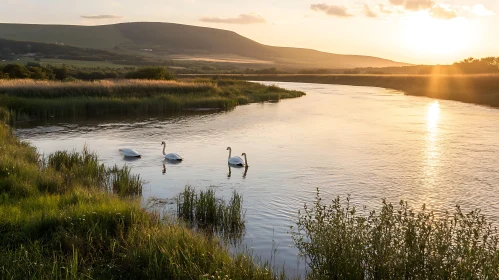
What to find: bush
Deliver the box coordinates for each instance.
[293,189,499,279]
[125,66,175,80]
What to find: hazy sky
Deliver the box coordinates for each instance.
[2,0,497,64]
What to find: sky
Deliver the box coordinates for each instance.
[1,0,498,64]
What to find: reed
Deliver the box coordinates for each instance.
[0,112,283,279]
[0,79,305,122]
[293,188,499,279]
[107,165,143,197]
[177,186,245,236]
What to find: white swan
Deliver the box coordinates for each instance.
[162,141,183,161]
[241,153,249,167]
[119,148,141,158]
[227,147,244,166]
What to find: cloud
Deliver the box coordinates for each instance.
[310,4,352,17]
[430,5,457,20]
[403,0,434,11]
[199,14,266,24]
[470,4,495,17]
[388,0,434,11]
[80,15,123,19]
[364,4,378,18]
[379,4,393,14]
[389,0,404,5]
[375,1,494,20]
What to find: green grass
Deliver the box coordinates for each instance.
[293,188,499,279]
[0,79,305,121]
[0,112,283,279]
[177,186,245,237]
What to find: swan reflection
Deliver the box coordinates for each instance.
[227,165,249,178]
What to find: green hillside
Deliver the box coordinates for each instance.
[0,38,145,63]
[0,22,408,69]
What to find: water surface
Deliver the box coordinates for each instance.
[16,82,499,276]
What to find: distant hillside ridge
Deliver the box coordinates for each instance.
[0,22,409,68]
[0,38,145,63]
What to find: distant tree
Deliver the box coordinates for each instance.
[27,66,50,80]
[343,70,361,74]
[201,65,217,71]
[125,66,175,80]
[51,66,68,80]
[2,64,31,79]
[25,44,32,53]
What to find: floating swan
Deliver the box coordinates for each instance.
[241,153,249,167]
[162,141,183,161]
[227,147,244,166]
[119,148,141,158]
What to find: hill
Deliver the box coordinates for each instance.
[0,22,408,69]
[0,38,146,63]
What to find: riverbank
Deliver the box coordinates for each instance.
[0,79,304,122]
[0,108,283,279]
[179,74,499,108]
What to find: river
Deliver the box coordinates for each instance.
[15,82,499,276]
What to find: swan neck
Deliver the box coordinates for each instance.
[228,148,231,159]
[243,154,248,166]
[162,143,166,155]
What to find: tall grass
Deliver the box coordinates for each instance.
[47,148,142,197]
[0,113,281,279]
[177,186,246,236]
[0,79,305,121]
[293,188,499,279]
[0,79,217,98]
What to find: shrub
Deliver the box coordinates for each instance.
[125,66,175,80]
[293,189,499,279]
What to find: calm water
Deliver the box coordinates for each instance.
[16,82,499,275]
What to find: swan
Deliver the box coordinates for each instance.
[227,147,244,166]
[119,148,141,158]
[161,141,183,161]
[241,153,249,167]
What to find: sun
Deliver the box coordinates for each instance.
[402,12,473,56]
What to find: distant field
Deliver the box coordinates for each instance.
[169,54,273,65]
[180,74,499,108]
[1,57,133,68]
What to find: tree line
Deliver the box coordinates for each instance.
[0,63,175,80]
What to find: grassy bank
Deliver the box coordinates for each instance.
[181,74,499,108]
[293,189,499,279]
[0,79,304,122]
[0,109,282,279]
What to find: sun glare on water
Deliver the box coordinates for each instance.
[427,101,441,131]
[403,12,473,56]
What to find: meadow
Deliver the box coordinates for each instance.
[182,74,499,108]
[0,79,305,122]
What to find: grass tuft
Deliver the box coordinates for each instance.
[177,186,245,237]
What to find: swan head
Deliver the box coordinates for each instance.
[241,153,246,156]
[226,147,231,151]
[161,141,165,145]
